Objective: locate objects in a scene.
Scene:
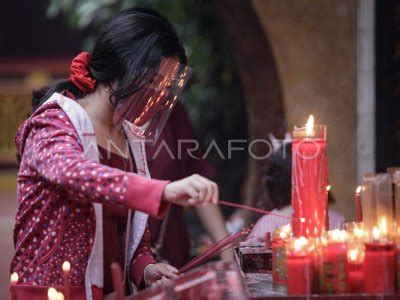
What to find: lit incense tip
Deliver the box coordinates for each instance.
[62,261,70,272]
[326,185,331,192]
[10,272,18,284]
[306,115,314,137]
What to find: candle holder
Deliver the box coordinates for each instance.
[344,222,366,241]
[272,225,291,292]
[285,237,313,295]
[347,241,365,294]
[292,116,328,238]
[319,230,349,294]
[392,170,400,292]
[362,173,396,294]
[362,173,394,242]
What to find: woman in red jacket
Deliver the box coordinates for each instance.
[10,8,218,299]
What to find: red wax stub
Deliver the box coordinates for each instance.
[265,232,272,249]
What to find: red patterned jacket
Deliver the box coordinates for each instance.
[10,93,169,299]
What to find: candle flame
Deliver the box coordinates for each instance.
[326,185,331,192]
[353,227,365,239]
[48,287,58,299]
[378,217,389,236]
[300,217,306,223]
[329,229,347,242]
[62,261,70,272]
[293,236,308,251]
[56,292,64,300]
[356,186,362,194]
[372,226,380,240]
[294,239,303,251]
[10,272,18,283]
[306,115,314,137]
[349,249,358,262]
[279,224,291,239]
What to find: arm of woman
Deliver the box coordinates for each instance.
[129,226,156,287]
[26,107,169,218]
[195,205,234,261]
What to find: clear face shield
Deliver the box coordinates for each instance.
[113,57,192,145]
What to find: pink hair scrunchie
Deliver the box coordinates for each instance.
[69,52,96,94]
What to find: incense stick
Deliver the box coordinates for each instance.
[219,200,291,219]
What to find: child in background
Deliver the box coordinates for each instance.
[248,142,345,243]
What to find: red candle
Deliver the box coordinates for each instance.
[363,242,396,294]
[265,232,272,249]
[272,239,286,284]
[397,246,400,293]
[355,186,362,222]
[348,262,363,293]
[292,115,328,238]
[62,261,71,300]
[286,237,312,295]
[272,225,290,291]
[319,231,348,294]
[346,244,365,294]
[10,272,18,300]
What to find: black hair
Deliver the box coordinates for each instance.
[32,7,187,111]
[262,142,335,210]
[263,143,292,210]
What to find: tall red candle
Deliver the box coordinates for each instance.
[292,116,328,238]
[363,241,396,294]
[355,186,362,222]
[286,237,312,295]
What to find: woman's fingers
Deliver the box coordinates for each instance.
[163,174,219,206]
[190,178,209,204]
[195,176,213,205]
[158,264,178,279]
[196,175,219,204]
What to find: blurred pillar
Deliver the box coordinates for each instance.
[212,0,286,213]
[251,0,357,220]
[357,0,375,181]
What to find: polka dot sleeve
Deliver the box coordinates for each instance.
[25,108,170,218]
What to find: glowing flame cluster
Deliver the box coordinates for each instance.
[294,236,309,252]
[278,224,291,239]
[47,287,64,300]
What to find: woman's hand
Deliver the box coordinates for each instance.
[163,174,219,206]
[144,263,178,287]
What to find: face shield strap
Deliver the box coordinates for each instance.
[113,57,192,145]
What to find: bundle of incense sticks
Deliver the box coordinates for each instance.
[177,228,250,275]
